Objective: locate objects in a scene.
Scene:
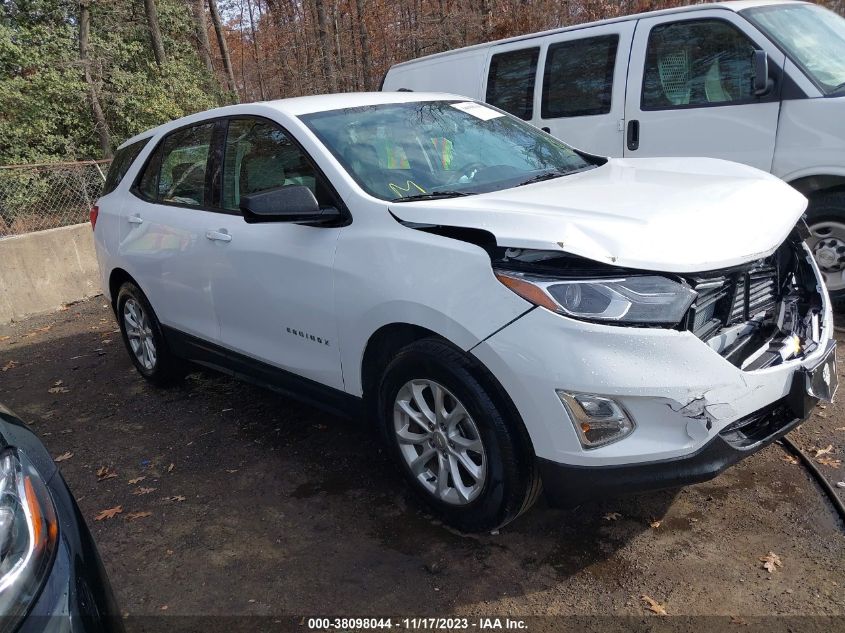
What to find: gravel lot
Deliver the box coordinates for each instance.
[0,297,843,619]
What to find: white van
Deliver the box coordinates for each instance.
[382,1,845,300]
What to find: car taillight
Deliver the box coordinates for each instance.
[89,205,99,230]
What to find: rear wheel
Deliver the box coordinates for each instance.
[377,338,540,532]
[116,283,182,386]
[806,191,845,306]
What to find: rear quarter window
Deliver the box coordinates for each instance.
[102,138,149,195]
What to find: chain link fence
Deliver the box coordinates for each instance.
[0,160,111,238]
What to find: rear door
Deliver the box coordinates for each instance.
[535,22,636,157]
[119,121,222,342]
[624,9,785,170]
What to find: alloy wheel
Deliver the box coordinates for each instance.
[123,298,156,370]
[393,379,486,505]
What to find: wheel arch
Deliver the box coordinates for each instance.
[359,322,537,459]
[788,173,845,200]
[107,267,142,313]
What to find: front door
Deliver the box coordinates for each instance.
[207,117,346,390]
[624,10,785,171]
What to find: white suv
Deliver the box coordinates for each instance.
[92,92,835,532]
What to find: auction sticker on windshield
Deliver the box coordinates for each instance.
[450,101,503,121]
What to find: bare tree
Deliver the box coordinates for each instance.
[190,0,215,73]
[208,0,239,100]
[314,0,338,92]
[355,0,372,89]
[79,1,111,157]
[142,0,167,67]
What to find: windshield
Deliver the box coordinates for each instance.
[300,100,594,201]
[745,4,845,95]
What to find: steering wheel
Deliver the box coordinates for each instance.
[449,161,487,184]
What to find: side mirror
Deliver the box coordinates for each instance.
[240,185,340,224]
[752,50,774,96]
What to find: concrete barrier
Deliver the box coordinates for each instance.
[0,223,101,323]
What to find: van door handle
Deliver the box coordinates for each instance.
[206,230,232,243]
[127,214,143,225]
[626,120,640,151]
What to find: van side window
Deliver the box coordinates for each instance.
[642,20,757,109]
[486,48,540,120]
[222,118,333,211]
[542,35,619,119]
[103,138,148,195]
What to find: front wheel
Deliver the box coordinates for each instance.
[806,191,845,306]
[377,338,540,532]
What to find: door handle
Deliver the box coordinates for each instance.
[206,230,232,243]
[127,214,143,225]
[626,120,640,151]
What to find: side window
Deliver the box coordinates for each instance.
[485,47,540,120]
[135,123,214,206]
[642,20,757,109]
[222,118,332,211]
[103,138,148,195]
[541,35,619,119]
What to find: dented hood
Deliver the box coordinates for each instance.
[390,157,808,273]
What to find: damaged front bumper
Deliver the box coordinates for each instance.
[470,237,836,505]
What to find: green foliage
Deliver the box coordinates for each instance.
[0,0,223,164]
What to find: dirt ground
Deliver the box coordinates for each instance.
[0,297,844,618]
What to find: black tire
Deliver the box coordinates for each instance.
[806,191,845,307]
[116,282,183,386]
[377,338,541,532]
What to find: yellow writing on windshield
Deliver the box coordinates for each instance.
[388,180,426,198]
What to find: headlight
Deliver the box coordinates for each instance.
[495,271,696,324]
[0,449,58,623]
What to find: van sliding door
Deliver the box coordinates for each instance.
[534,21,636,157]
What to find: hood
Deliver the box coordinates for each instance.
[390,157,807,273]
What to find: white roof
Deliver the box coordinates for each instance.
[389,0,807,69]
[118,91,463,149]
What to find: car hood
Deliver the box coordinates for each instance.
[389,157,808,273]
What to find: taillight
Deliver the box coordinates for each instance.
[89,205,99,230]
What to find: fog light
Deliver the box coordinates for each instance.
[557,391,635,449]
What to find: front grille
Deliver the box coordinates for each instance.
[685,263,779,341]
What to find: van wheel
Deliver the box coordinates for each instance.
[116,282,183,386]
[806,191,845,307]
[377,338,540,532]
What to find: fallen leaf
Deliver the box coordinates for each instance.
[603,512,621,521]
[814,444,834,458]
[132,487,156,495]
[0,336,10,342]
[52,380,63,386]
[94,505,123,521]
[54,452,73,462]
[167,463,175,472]
[781,454,799,465]
[641,595,667,616]
[650,519,662,529]
[760,551,782,573]
[226,469,238,473]
[125,511,152,521]
[834,427,845,431]
[1,360,18,372]
[818,457,842,468]
[730,616,748,626]
[96,466,117,481]
[127,476,146,485]
[48,386,69,394]
[836,482,845,489]
[160,605,168,611]
[164,495,186,502]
